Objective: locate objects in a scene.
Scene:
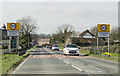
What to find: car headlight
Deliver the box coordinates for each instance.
[76,49,79,51]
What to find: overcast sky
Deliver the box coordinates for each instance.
[0,0,118,34]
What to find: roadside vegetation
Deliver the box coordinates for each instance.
[79,45,120,63]
[1,53,28,75]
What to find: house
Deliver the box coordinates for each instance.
[78,30,96,38]
[0,26,9,53]
[69,30,105,46]
[0,29,2,49]
[38,38,50,45]
[0,29,2,42]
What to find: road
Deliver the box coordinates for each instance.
[12,47,119,76]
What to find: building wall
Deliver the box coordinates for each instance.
[0,29,2,42]
[2,30,7,40]
[81,32,95,38]
[38,38,50,45]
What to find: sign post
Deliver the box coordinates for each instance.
[108,38,110,53]
[8,36,12,52]
[97,24,110,53]
[7,23,20,53]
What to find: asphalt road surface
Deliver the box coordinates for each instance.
[11,47,120,76]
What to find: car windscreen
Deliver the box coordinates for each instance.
[66,44,77,48]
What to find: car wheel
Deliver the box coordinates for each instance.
[64,54,67,56]
[66,54,69,56]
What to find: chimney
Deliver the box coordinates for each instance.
[86,30,89,32]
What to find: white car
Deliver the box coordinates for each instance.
[63,44,79,56]
[52,44,59,51]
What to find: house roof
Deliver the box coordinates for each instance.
[79,30,95,37]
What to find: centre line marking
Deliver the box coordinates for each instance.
[63,61,69,64]
[71,65,83,72]
[88,65,103,71]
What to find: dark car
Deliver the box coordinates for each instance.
[49,45,52,49]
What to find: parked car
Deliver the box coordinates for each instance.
[46,45,49,48]
[63,44,79,56]
[52,44,59,51]
[49,44,52,49]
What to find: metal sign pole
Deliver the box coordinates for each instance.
[16,36,19,52]
[108,38,110,53]
[9,36,12,53]
[97,37,99,49]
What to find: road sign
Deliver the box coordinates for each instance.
[7,23,20,30]
[97,24,110,32]
[98,32,109,38]
[7,30,19,36]
[11,40,16,48]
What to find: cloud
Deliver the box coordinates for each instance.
[1,2,118,34]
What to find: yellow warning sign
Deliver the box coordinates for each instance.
[97,24,110,32]
[7,23,20,30]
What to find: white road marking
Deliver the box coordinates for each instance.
[12,55,30,74]
[63,61,69,64]
[88,65,103,71]
[58,58,62,60]
[71,65,83,72]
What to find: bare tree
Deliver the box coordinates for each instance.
[90,26,97,36]
[51,24,74,44]
[17,16,37,47]
[110,26,118,43]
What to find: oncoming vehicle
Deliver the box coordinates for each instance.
[52,44,59,51]
[63,44,79,56]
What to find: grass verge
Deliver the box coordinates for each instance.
[1,53,29,75]
[79,50,120,63]
[59,47,64,50]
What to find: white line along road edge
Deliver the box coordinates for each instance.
[12,55,30,74]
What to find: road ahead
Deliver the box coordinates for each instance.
[12,47,119,76]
